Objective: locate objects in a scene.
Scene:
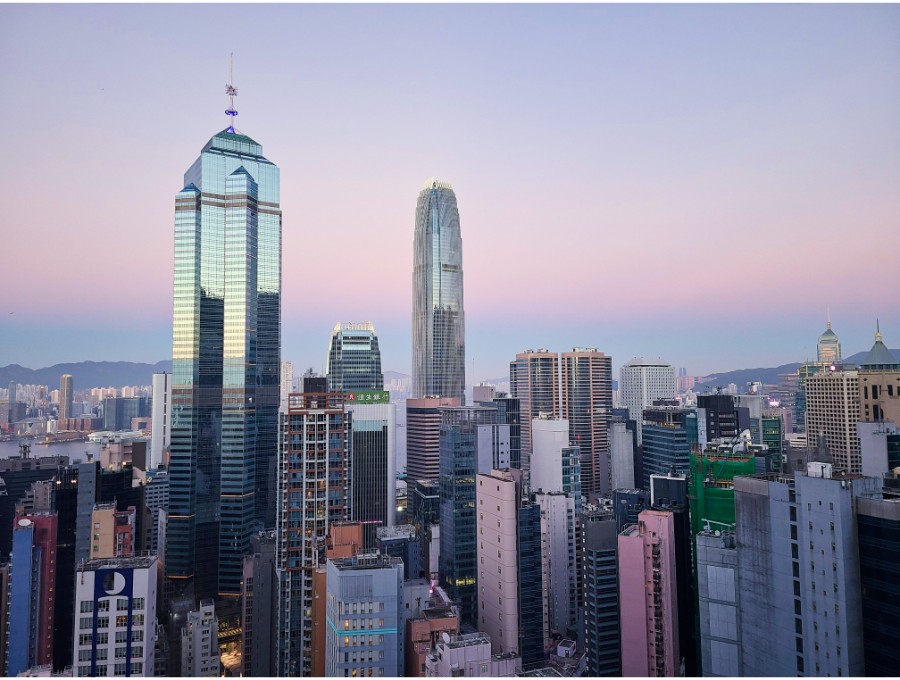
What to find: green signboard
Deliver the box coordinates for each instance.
[345,390,390,404]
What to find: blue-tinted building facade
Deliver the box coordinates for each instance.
[412,180,465,403]
[641,407,696,490]
[326,322,384,392]
[168,127,281,598]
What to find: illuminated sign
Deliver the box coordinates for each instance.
[346,390,390,404]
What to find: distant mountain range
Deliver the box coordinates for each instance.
[1,348,896,392]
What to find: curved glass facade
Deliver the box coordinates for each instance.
[168,128,281,598]
[412,180,465,403]
[325,322,384,392]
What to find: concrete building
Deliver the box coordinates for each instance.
[406,397,460,482]
[510,349,560,469]
[59,374,73,424]
[609,420,635,491]
[531,415,581,504]
[696,529,741,677]
[90,503,136,558]
[858,325,900,425]
[7,515,57,676]
[404,586,459,677]
[276,392,351,676]
[580,504,620,677]
[619,358,675,445]
[858,420,900,479]
[641,406,696,490]
[535,491,577,641]
[180,600,220,677]
[71,555,158,678]
[241,531,277,678]
[280,360,294,406]
[805,367,861,474]
[149,372,171,470]
[618,509,679,677]
[324,554,404,678]
[560,348,613,497]
[476,470,544,668]
[424,632,521,677]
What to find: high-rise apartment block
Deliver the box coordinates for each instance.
[412,179,466,403]
[180,600,220,677]
[530,415,582,503]
[168,123,281,599]
[619,358,675,445]
[536,490,578,641]
[326,322,384,392]
[510,349,559,469]
[149,372,171,470]
[59,374,74,423]
[276,391,350,676]
[805,367,861,474]
[560,348,613,497]
[618,509,680,677]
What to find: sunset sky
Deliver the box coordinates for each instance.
[1,3,898,380]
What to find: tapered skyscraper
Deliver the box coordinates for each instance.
[167,92,281,599]
[412,179,466,403]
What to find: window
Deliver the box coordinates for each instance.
[80,616,93,630]
[115,615,128,627]
[80,601,94,613]
[97,616,109,629]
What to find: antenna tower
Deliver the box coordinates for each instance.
[225,52,238,132]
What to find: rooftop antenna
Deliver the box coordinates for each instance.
[826,306,831,330]
[876,318,883,343]
[225,52,238,133]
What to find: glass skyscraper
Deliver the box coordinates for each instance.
[325,322,384,391]
[168,127,281,599]
[412,179,466,403]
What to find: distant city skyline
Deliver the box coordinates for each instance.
[1,3,898,378]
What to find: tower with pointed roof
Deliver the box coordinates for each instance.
[167,95,282,600]
[817,316,842,365]
[858,322,900,425]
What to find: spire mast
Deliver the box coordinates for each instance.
[225,52,238,133]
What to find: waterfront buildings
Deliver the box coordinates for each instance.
[326,322,384,392]
[412,179,466,403]
[619,358,675,445]
[167,122,281,599]
[59,374,73,423]
[560,348,613,497]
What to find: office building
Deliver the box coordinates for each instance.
[641,406,696,489]
[535,490,578,641]
[475,470,544,667]
[806,367,861,474]
[696,529,741,677]
[406,397,460,482]
[510,349,559,468]
[7,515,57,676]
[858,325,900,425]
[697,393,747,442]
[71,555,158,678]
[149,373,171,470]
[795,361,827,433]
[438,406,504,624]
[280,361,294,405]
[609,420,635,490]
[326,322,384,392]
[857,494,900,675]
[276,392,350,676]
[474,386,523,470]
[102,397,148,432]
[580,504,620,677]
[59,374,74,424]
[618,509,679,677]
[560,348,613,497]
[346,396,396,549]
[530,415,582,503]
[619,358,675,445]
[167,117,282,599]
[324,554,404,678]
[817,319,842,365]
[180,600,220,677]
[412,179,466,403]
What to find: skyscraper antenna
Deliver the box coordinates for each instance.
[225,52,238,133]
[826,306,831,329]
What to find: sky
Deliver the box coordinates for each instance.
[1,3,899,381]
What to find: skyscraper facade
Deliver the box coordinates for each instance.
[805,368,861,474]
[59,374,73,423]
[817,320,842,365]
[561,348,613,497]
[619,358,675,446]
[326,322,384,392]
[510,349,560,469]
[168,124,281,599]
[412,179,466,403]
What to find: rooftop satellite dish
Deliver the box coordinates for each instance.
[442,632,451,645]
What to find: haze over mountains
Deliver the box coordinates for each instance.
[2,348,897,391]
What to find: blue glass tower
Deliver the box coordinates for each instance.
[412,180,466,403]
[168,118,281,599]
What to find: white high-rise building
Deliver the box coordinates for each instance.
[149,373,171,470]
[72,556,158,678]
[280,361,294,405]
[535,491,577,640]
[180,600,220,677]
[531,416,581,502]
[620,357,676,445]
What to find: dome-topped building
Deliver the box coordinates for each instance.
[817,319,842,365]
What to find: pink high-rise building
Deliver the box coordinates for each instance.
[618,509,679,677]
